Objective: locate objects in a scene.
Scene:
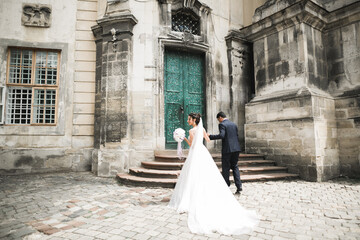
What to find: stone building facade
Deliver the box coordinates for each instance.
[0,0,99,173]
[0,0,264,175]
[90,0,264,176]
[238,0,360,180]
[0,0,358,181]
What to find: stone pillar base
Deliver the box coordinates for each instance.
[245,87,340,182]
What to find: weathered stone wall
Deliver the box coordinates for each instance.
[254,25,305,95]
[245,90,339,181]
[326,22,360,95]
[312,95,339,181]
[245,91,316,180]
[92,37,134,176]
[327,5,360,178]
[225,34,254,148]
[325,5,360,178]
[100,40,129,143]
[306,25,328,91]
[335,96,360,178]
[241,0,360,181]
[91,9,137,176]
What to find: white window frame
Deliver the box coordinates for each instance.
[0,86,5,124]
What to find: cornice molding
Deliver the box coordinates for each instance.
[92,13,138,40]
[239,0,360,41]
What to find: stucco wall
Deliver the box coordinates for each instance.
[0,0,95,174]
[73,0,97,148]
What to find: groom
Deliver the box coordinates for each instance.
[208,112,242,195]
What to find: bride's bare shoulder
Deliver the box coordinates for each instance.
[189,127,197,134]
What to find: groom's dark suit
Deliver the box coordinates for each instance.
[209,119,242,191]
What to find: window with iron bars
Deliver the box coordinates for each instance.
[5,48,59,125]
[172,9,200,35]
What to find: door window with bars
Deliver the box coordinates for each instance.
[6,48,59,125]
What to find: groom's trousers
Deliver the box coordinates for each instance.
[222,151,242,190]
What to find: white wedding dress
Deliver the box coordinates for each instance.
[168,119,259,235]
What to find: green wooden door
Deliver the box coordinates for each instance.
[164,50,205,149]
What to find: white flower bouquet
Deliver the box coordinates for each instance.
[173,128,185,159]
[173,128,185,142]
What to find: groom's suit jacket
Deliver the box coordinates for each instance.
[209,119,241,154]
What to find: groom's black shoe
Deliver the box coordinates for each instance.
[234,188,242,195]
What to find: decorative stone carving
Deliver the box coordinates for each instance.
[184,0,196,8]
[233,47,246,69]
[182,30,194,45]
[22,4,52,28]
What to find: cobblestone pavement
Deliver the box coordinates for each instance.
[0,172,359,240]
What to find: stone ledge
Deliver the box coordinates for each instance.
[247,87,333,105]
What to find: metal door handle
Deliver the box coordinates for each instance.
[180,106,184,113]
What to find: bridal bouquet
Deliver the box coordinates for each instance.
[173,128,185,159]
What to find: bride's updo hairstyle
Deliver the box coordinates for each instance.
[189,112,201,125]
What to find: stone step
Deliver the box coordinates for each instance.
[117,173,177,188]
[130,168,180,179]
[141,160,276,170]
[239,166,288,174]
[131,165,288,178]
[238,173,299,181]
[142,161,183,170]
[154,152,266,162]
[155,150,264,157]
[117,172,299,188]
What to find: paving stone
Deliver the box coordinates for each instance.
[119,231,137,238]
[254,233,272,240]
[144,229,160,237]
[0,173,359,240]
[132,233,152,240]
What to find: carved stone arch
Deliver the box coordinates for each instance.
[157,0,211,43]
[170,0,210,16]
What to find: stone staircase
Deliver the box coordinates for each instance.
[117,150,298,188]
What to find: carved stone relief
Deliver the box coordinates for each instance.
[182,30,194,45]
[183,0,196,8]
[232,47,246,69]
[22,4,52,28]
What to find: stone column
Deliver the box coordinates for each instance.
[225,31,253,149]
[91,12,137,177]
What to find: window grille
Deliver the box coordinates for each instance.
[172,10,200,35]
[33,88,56,124]
[6,87,32,124]
[6,48,60,125]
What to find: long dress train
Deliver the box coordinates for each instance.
[168,119,259,235]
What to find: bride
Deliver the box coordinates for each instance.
[168,113,259,235]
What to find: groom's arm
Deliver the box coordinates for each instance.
[209,123,226,140]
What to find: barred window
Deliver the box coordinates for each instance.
[6,48,59,125]
[172,9,200,35]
